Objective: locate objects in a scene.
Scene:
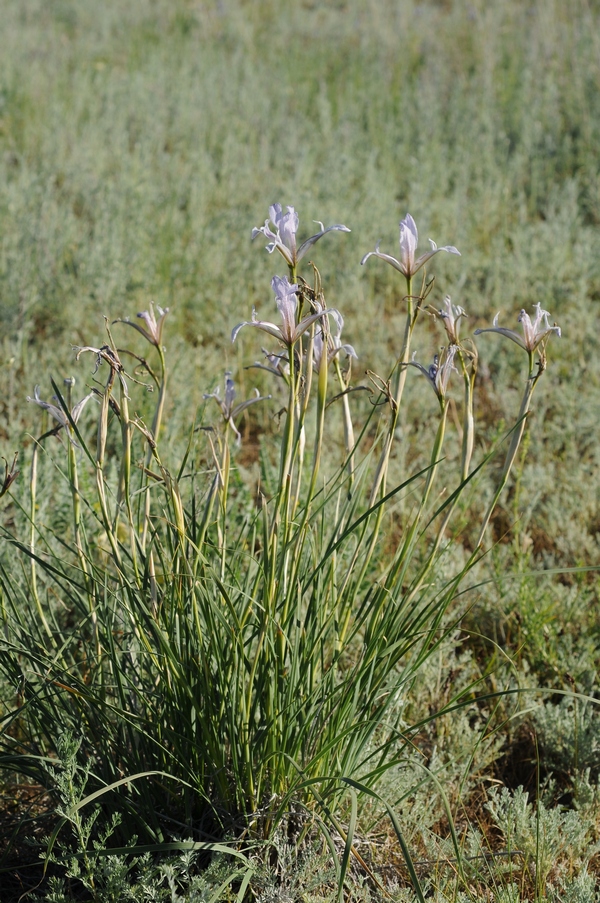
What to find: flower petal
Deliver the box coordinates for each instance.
[399,214,419,273]
[71,392,96,424]
[413,244,461,275]
[297,223,351,262]
[360,244,406,275]
[232,319,284,344]
[474,325,527,350]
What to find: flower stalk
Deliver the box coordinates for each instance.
[476,352,540,548]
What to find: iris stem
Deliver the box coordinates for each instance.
[477,351,539,548]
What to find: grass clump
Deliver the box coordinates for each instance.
[1,1,600,900]
[0,202,565,900]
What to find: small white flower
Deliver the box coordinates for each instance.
[232,275,331,347]
[252,203,350,268]
[361,213,460,280]
[474,303,561,352]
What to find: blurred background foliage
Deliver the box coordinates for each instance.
[1,0,600,565]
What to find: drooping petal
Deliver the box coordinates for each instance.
[297,222,351,262]
[360,242,406,275]
[474,322,526,350]
[329,307,344,336]
[407,355,435,384]
[413,241,461,275]
[70,392,96,424]
[232,318,284,344]
[27,385,69,428]
[291,310,330,344]
[232,388,271,419]
[338,342,357,359]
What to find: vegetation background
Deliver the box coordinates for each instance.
[1,0,600,899]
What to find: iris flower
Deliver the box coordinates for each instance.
[408,346,458,401]
[313,312,357,371]
[232,275,330,347]
[361,213,460,280]
[27,385,95,431]
[203,372,270,444]
[252,204,350,269]
[115,303,169,347]
[474,303,561,352]
[437,295,467,346]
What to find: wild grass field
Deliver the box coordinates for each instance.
[1,0,600,900]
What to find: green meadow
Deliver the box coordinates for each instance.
[1,0,600,899]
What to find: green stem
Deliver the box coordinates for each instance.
[95,371,122,569]
[66,431,98,652]
[369,276,414,507]
[334,356,355,487]
[476,352,539,548]
[29,442,53,640]
[339,280,418,632]
[279,343,297,490]
[141,346,167,551]
[405,352,475,604]
[119,380,140,583]
[218,438,231,581]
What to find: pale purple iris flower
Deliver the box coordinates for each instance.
[27,385,95,432]
[474,304,561,352]
[232,275,330,347]
[115,304,169,347]
[203,372,270,444]
[361,213,460,280]
[408,346,458,401]
[313,312,357,371]
[252,204,350,269]
[438,295,467,346]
